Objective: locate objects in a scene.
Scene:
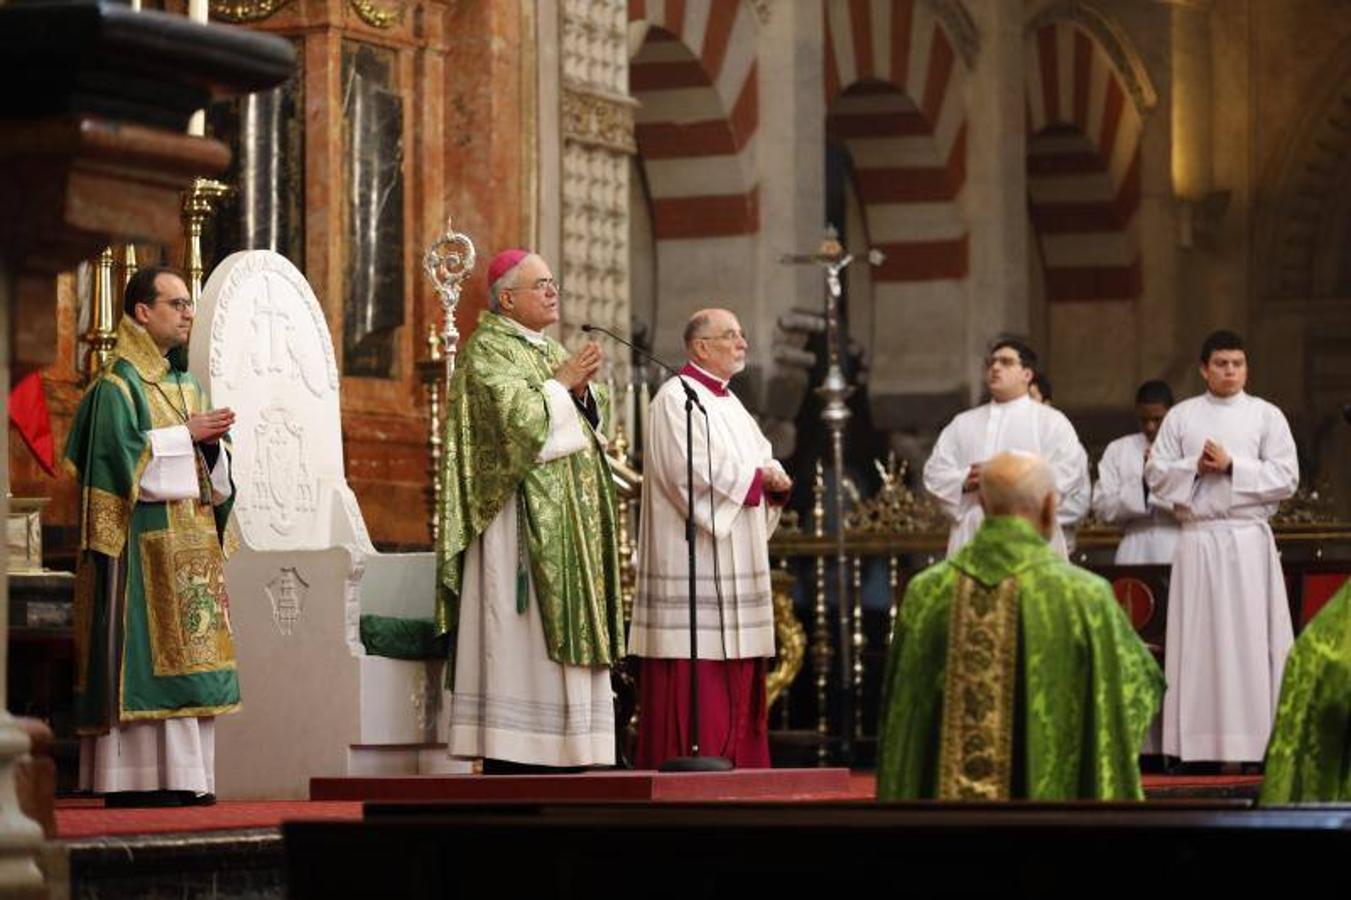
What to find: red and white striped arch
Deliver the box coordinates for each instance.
[627,0,760,240]
[823,0,969,283]
[1025,20,1144,303]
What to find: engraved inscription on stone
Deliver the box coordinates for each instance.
[266,566,309,636]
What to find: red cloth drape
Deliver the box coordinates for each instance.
[8,370,55,476]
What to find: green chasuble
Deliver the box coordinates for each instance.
[63,318,240,735]
[436,310,624,668]
[877,516,1163,801]
[1261,579,1351,804]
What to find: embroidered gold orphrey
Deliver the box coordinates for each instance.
[937,574,1019,800]
[139,514,236,678]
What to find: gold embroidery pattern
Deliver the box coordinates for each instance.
[114,318,170,383]
[221,512,243,560]
[937,575,1020,800]
[140,529,236,677]
[84,487,131,557]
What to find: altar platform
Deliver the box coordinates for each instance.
[52,771,1273,898]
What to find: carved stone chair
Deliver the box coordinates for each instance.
[193,250,461,799]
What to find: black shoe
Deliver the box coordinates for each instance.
[104,790,193,808]
[184,792,217,806]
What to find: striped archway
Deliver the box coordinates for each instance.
[626,0,762,364]
[1025,18,1145,303]
[824,0,969,283]
[627,1,760,242]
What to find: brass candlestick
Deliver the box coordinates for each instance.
[182,177,230,303]
[80,246,118,378]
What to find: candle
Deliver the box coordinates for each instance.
[624,382,634,449]
[187,0,208,136]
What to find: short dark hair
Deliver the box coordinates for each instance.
[1135,379,1174,407]
[1030,371,1053,402]
[123,266,184,318]
[1199,329,1244,365]
[989,337,1037,370]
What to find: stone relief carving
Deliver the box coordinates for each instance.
[562,0,627,96]
[246,404,318,537]
[559,0,632,380]
[265,566,309,636]
[207,252,338,397]
[561,87,637,154]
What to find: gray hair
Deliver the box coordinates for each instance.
[683,311,714,349]
[489,255,532,312]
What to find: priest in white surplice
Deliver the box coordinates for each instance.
[1145,330,1299,764]
[923,339,1089,559]
[1093,379,1180,564]
[629,308,790,768]
[437,249,625,773]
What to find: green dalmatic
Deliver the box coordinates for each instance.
[877,516,1164,801]
[436,311,624,668]
[63,318,240,734]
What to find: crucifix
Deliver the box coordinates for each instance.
[780,226,885,765]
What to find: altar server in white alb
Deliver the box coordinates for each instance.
[923,338,1089,559]
[629,308,790,768]
[1092,379,1181,565]
[1145,329,1299,763]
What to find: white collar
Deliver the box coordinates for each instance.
[504,315,547,347]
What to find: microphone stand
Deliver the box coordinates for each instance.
[582,324,733,772]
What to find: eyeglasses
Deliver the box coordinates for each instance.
[986,353,1022,369]
[506,278,564,296]
[697,329,747,343]
[153,298,196,314]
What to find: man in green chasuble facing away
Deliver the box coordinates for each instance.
[877,451,1163,801]
[437,249,624,773]
[65,267,239,807]
[1261,578,1351,804]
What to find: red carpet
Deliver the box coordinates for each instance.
[55,799,362,839]
[54,773,1263,838]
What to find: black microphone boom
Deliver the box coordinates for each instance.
[581,323,705,412]
[583,322,731,772]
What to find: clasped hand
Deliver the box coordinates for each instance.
[187,408,235,444]
[554,341,603,395]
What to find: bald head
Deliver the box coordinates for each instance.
[979,451,1057,537]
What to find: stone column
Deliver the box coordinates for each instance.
[756,0,825,441]
[964,0,1027,402]
[558,0,636,383]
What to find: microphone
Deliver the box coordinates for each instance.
[581,323,704,410]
